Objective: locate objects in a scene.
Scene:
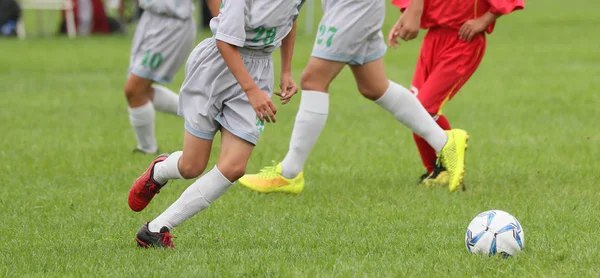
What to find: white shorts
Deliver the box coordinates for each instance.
[311,0,387,65]
[178,39,274,145]
[128,11,196,83]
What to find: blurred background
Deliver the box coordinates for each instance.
[0,0,220,38]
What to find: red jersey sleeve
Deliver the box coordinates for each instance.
[391,0,411,9]
[487,0,525,15]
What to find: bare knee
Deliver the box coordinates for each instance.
[178,160,208,179]
[217,163,246,182]
[124,83,141,101]
[300,70,329,92]
[124,80,152,106]
[357,81,387,101]
[357,84,376,100]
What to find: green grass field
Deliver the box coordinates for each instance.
[1,0,599,276]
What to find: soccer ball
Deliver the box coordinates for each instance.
[465,210,525,257]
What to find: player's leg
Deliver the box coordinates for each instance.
[239,0,361,194]
[414,31,485,189]
[280,58,345,176]
[133,129,213,248]
[145,130,219,232]
[137,128,252,248]
[415,69,479,189]
[125,13,196,154]
[124,72,157,154]
[349,58,449,153]
[415,70,473,191]
[128,38,218,213]
[412,71,460,187]
[412,65,463,186]
[128,130,213,211]
[125,76,182,154]
[413,112,452,185]
[238,57,345,194]
[406,35,442,177]
[349,57,468,191]
[272,0,381,183]
[125,12,160,154]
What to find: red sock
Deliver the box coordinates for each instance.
[436,115,451,130]
[413,115,451,173]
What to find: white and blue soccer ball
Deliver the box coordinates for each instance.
[465,210,525,257]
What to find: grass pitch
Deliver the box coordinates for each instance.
[1,0,599,276]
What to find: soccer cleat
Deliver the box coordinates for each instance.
[128,153,169,212]
[438,129,469,192]
[135,222,175,248]
[419,173,430,183]
[421,166,449,188]
[238,163,304,194]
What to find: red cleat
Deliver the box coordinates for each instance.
[128,154,169,212]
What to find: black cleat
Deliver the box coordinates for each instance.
[135,222,175,248]
[419,173,430,184]
[421,165,449,188]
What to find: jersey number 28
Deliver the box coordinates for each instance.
[251,26,277,45]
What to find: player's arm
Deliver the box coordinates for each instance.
[215,1,277,123]
[216,42,277,123]
[277,21,298,105]
[459,0,525,41]
[206,0,221,17]
[458,12,500,42]
[405,0,424,14]
[388,0,423,47]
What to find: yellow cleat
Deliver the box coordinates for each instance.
[422,170,449,188]
[238,163,304,194]
[438,129,469,192]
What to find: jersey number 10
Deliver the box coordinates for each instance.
[141,50,163,70]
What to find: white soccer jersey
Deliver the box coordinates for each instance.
[209,0,306,53]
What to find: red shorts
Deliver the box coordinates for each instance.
[411,27,486,114]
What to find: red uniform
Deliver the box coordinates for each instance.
[392,0,524,173]
[393,0,524,114]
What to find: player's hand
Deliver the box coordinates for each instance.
[388,11,421,48]
[387,18,403,48]
[274,73,298,105]
[246,87,277,123]
[459,18,487,42]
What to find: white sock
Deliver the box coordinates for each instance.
[152,151,184,185]
[280,90,329,179]
[375,81,447,152]
[128,101,158,153]
[152,85,179,115]
[148,166,233,232]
